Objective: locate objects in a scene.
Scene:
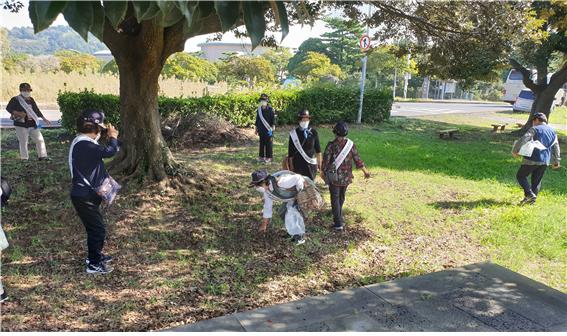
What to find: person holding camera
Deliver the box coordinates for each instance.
[6,83,52,160]
[68,109,119,274]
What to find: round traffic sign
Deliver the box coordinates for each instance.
[359,35,371,51]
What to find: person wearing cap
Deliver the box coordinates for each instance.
[286,109,322,180]
[249,169,308,244]
[321,122,371,231]
[69,109,119,274]
[6,83,52,160]
[254,93,275,163]
[512,112,561,205]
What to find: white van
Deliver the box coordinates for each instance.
[513,88,566,113]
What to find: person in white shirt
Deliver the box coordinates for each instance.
[249,169,307,244]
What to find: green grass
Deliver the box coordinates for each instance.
[0,116,565,331]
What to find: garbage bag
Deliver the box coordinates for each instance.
[284,202,305,236]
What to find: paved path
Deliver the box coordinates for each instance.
[169,263,567,332]
[391,102,512,117]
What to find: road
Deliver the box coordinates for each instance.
[0,109,62,128]
[391,102,512,117]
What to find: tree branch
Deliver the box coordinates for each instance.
[548,61,567,92]
[509,58,539,92]
[162,20,186,63]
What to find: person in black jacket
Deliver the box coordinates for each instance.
[69,109,119,274]
[286,109,322,180]
[254,93,275,163]
[6,83,52,160]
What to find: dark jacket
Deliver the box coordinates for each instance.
[70,138,118,198]
[255,106,275,137]
[288,127,321,159]
[6,95,44,128]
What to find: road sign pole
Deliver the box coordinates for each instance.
[357,55,367,124]
[357,5,372,124]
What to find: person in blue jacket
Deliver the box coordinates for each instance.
[512,112,561,205]
[254,93,275,163]
[68,109,119,274]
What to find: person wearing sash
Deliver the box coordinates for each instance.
[69,109,119,274]
[249,169,308,245]
[321,122,370,231]
[254,93,275,163]
[286,109,322,180]
[512,112,560,205]
[6,83,52,160]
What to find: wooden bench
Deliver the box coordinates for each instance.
[491,123,508,132]
[438,129,458,139]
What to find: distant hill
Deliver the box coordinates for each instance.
[7,25,106,55]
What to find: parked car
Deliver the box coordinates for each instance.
[512,88,565,113]
[513,89,535,112]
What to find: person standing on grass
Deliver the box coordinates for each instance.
[6,83,52,161]
[321,122,371,231]
[254,93,275,163]
[69,109,119,274]
[286,109,322,181]
[512,112,561,205]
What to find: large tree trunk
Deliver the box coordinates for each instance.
[101,13,187,182]
[110,59,175,180]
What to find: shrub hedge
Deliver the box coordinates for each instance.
[58,85,392,133]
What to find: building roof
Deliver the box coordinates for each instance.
[197,41,253,47]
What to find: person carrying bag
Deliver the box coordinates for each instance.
[321,122,371,231]
[69,109,120,274]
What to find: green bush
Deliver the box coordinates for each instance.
[57,86,392,134]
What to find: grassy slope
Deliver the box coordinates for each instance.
[0,117,565,331]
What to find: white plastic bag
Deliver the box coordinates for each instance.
[284,202,305,236]
[519,140,547,157]
[0,227,8,251]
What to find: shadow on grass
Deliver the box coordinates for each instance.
[430,199,513,210]
[357,118,567,196]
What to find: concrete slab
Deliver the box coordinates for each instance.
[168,315,244,332]
[167,263,567,332]
[234,287,380,331]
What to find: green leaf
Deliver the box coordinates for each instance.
[174,1,199,27]
[242,1,266,49]
[275,1,289,41]
[90,1,105,41]
[103,1,128,29]
[29,1,67,33]
[62,1,94,41]
[154,1,184,27]
[214,1,240,32]
[132,1,161,22]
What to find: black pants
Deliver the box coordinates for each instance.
[329,185,347,227]
[71,195,105,265]
[516,164,547,197]
[292,156,317,180]
[259,135,273,159]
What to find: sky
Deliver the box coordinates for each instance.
[0,1,334,52]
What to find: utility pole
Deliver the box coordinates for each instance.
[393,68,397,100]
[357,4,372,124]
[403,51,410,99]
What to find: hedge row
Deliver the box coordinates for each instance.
[58,85,392,133]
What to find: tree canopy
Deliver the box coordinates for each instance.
[162,52,218,83]
[292,51,343,82]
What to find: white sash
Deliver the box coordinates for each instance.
[68,134,98,178]
[334,139,354,170]
[290,129,317,165]
[257,106,272,133]
[16,95,40,126]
